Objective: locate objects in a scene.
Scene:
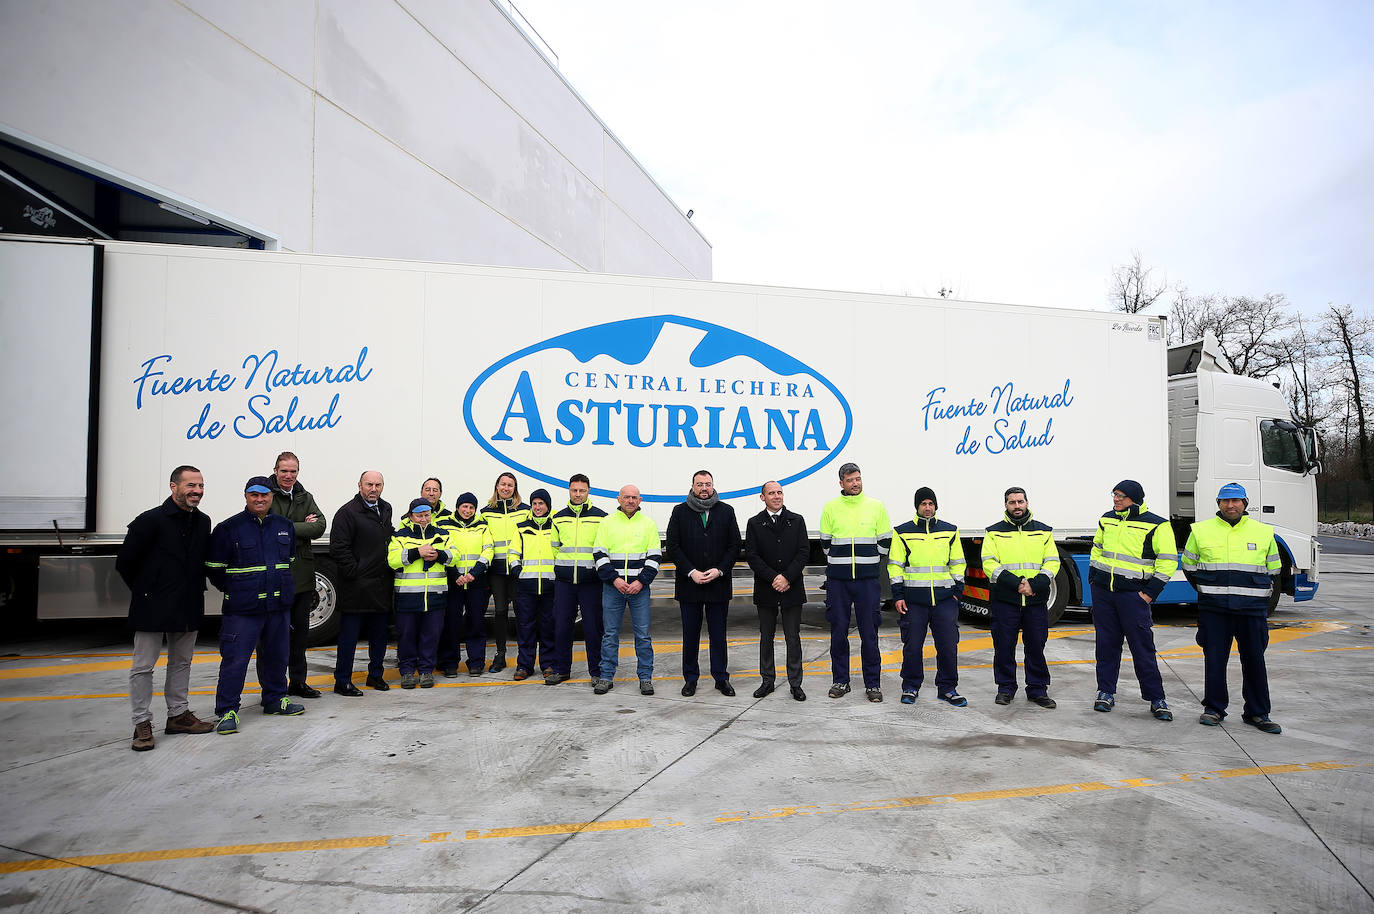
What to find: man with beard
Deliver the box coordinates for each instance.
[666,470,741,697]
[982,487,1060,709]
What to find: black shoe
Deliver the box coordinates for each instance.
[488,654,507,673]
[753,682,775,699]
[334,682,363,697]
[1242,714,1282,734]
[681,681,697,697]
[639,679,654,696]
[791,686,807,701]
[716,681,736,697]
[442,667,459,678]
[288,681,321,699]
[365,675,390,691]
[467,666,483,677]
[1028,695,1057,709]
[995,692,1013,705]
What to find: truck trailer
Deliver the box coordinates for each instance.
[0,235,1320,639]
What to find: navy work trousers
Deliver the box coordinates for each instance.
[1091,584,1165,702]
[552,579,603,677]
[334,612,388,685]
[216,609,289,716]
[826,577,882,689]
[899,595,960,694]
[680,601,730,684]
[515,589,556,672]
[989,598,1050,698]
[395,607,446,675]
[1196,608,1270,720]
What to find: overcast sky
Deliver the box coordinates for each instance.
[511,1,1372,314]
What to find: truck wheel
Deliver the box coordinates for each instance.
[1047,564,1071,626]
[308,557,342,646]
[1266,579,1281,617]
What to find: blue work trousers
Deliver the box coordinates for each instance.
[826,577,882,689]
[553,580,603,677]
[216,609,289,715]
[681,601,730,684]
[989,599,1050,698]
[1196,608,1270,720]
[515,589,556,672]
[395,607,446,675]
[899,595,960,694]
[1091,585,1165,702]
[334,612,388,685]
[599,583,653,681]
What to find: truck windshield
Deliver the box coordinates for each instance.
[1260,419,1305,473]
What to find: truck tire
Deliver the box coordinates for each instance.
[1266,579,1281,617]
[1047,563,1071,626]
[308,557,342,646]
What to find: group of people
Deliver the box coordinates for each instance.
[117,455,1285,752]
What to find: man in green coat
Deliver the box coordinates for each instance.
[266,451,327,699]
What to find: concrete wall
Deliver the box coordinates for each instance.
[0,0,710,278]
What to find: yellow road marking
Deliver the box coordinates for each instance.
[0,760,1361,874]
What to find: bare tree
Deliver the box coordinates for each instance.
[1168,288,1293,378]
[1324,304,1372,481]
[1276,313,1337,429]
[1109,251,1168,313]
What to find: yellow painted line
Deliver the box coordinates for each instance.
[0,760,1361,874]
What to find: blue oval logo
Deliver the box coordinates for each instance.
[462,315,853,502]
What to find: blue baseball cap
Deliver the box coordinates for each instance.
[244,476,273,494]
[1216,482,1248,501]
[408,497,433,513]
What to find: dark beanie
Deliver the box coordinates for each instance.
[456,491,478,508]
[1114,479,1145,504]
[529,488,552,508]
[913,487,938,510]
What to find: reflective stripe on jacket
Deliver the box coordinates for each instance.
[592,510,661,585]
[480,499,530,574]
[387,521,453,612]
[889,515,965,606]
[551,501,607,584]
[819,493,892,580]
[1089,502,1178,599]
[981,512,1060,607]
[1181,514,1280,615]
[512,515,557,594]
[447,517,493,584]
[205,510,295,614]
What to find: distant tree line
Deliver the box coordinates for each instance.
[1109,252,1372,483]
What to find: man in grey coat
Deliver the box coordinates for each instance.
[116,465,215,751]
[266,451,327,699]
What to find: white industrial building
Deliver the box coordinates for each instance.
[0,0,711,279]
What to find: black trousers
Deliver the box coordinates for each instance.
[258,590,311,685]
[758,602,803,687]
[489,571,518,654]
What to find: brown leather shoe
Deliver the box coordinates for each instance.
[165,710,214,734]
[132,720,155,751]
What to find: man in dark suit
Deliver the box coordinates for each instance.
[744,480,810,701]
[666,470,742,697]
[116,465,216,751]
[330,470,395,695]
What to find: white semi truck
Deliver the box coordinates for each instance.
[0,236,1320,639]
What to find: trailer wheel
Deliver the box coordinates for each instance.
[1047,564,1071,626]
[308,558,342,646]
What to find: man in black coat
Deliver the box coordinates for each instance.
[744,480,810,701]
[329,470,394,695]
[665,470,741,697]
[116,465,215,751]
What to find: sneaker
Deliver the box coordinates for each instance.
[639,679,655,695]
[263,697,305,716]
[165,710,214,734]
[1198,710,1222,726]
[828,682,851,699]
[994,692,1013,705]
[1151,700,1173,722]
[488,654,507,673]
[900,691,917,705]
[544,672,569,685]
[131,720,155,751]
[1093,691,1115,713]
[939,691,968,707]
[865,689,883,703]
[418,672,435,689]
[215,711,240,735]
[400,672,417,690]
[513,668,531,681]
[1028,695,1056,709]
[593,678,614,695]
[1242,714,1282,734]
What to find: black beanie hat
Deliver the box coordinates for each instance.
[529,488,552,508]
[914,487,938,510]
[456,491,478,508]
[1113,479,1145,504]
